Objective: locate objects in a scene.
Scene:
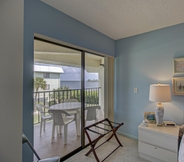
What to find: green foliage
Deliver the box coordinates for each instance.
[85,95,98,104]
[59,86,70,90]
[50,87,99,105]
[34,77,47,110]
[50,86,70,103]
[49,100,57,106]
[87,79,99,82]
[34,77,46,92]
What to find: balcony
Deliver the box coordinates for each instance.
[33,40,106,160]
[33,87,103,160]
[34,87,100,124]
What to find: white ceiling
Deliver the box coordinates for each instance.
[41,0,184,40]
[34,39,104,70]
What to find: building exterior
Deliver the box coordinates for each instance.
[34,64,64,91]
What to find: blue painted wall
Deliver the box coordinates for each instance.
[115,23,184,139]
[23,0,114,161]
[23,0,184,160]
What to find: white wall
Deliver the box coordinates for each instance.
[44,78,60,90]
[34,72,60,90]
[0,1,23,161]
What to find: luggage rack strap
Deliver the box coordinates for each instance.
[84,118,124,162]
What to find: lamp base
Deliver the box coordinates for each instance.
[155,103,164,126]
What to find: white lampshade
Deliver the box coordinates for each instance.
[149,84,171,102]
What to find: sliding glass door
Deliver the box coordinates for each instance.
[33,38,106,160]
[34,39,82,160]
[84,53,105,144]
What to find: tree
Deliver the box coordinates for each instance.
[34,77,47,102]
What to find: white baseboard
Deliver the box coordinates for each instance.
[117,131,138,140]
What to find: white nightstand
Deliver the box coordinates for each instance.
[138,124,179,162]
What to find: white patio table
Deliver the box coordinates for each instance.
[49,102,81,136]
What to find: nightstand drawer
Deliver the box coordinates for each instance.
[139,129,178,152]
[139,142,177,162]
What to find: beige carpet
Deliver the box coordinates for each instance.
[64,134,149,162]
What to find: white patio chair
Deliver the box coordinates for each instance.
[48,109,77,144]
[85,106,101,125]
[22,132,60,162]
[36,104,52,136]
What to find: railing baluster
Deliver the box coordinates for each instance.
[38,92,40,123]
[98,88,99,106]
[54,91,55,104]
[58,91,60,103]
[90,89,93,105]
[38,93,40,103]
[62,90,64,103]
[77,90,79,101]
[89,89,90,106]
[96,88,98,105]
[88,88,89,106]
[34,87,100,125]
[49,91,50,107]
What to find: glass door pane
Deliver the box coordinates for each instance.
[34,39,82,159]
[84,53,105,144]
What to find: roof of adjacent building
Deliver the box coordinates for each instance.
[34,64,98,81]
[34,65,64,73]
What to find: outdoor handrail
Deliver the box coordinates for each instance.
[34,87,101,124]
[34,87,101,93]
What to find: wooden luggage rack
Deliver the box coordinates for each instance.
[84,118,124,162]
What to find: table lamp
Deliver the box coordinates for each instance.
[149,83,171,126]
